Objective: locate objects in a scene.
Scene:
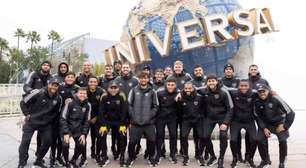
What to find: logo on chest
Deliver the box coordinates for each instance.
[128,82,133,87]
[53,100,57,105]
[194,101,199,106]
[82,107,86,112]
[247,98,252,102]
[268,103,273,108]
[116,100,120,105]
[214,94,220,99]
[232,83,237,88]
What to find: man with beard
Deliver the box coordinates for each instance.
[155,77,179,164]
[201,75,234,168]
[87,76,105,161]
[177,82,206,166]
[115,63,138,97]
[113,60,122,77]
[125,72,159,167]
[99,64,116,90]
[76,61,93,87]
[228,80,257,168]
[153,69,165,91]
[23,60,53,163]
[60,87,91,168]
[190,65,212,161]
[18,78,62,168]
[53,62,69,84]
[97,81,128,167]
[255,85,295,168]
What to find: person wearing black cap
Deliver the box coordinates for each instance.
[125,72,159,167]
[255,85,295,168]
[99,64,116,90]
[60,87,91,168]
[87,76,105,162]
[155,77,179,164]
[177,82,206,166]
[200,74,234,168]
[113,60,122,77]
[50,72,79,167]
[96,81,128,167]
[76,61,93,87]
[18,78,62,168]
[227,79,257,168]
[53,62,69,85]
[220,63,240,89]
[23,60,53,163]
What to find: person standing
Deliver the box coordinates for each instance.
[228,80,257,168]
[76,61,93,87]
[99,64,116,90]
[97,81,128,167]
[125,72,159,167]
[87,76,105,160]
[53,62,69,85]
[255,85,295,168]
[177,82,206,166]
[60,87,91,168]
[201,75,234,168]
[113,60,122,77]
[248,64,270,90]
[18,78,62,168]
[155,77,179,164]
[153,68,165,91]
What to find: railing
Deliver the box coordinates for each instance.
[0,84,24,117]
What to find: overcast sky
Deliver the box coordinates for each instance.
[0,0,305,109]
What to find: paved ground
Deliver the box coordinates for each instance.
[0,117,305,168]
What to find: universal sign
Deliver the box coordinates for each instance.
[104,8,277,65]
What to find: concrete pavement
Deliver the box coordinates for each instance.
[0,117,305,168]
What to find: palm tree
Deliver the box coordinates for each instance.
[0,37,9,61]
[26,31,41,50]
[14,28,26,50]
[48,30,62,61]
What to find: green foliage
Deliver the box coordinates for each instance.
[0,37,9,61]
[0,61,10,83]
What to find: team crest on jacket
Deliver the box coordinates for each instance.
[247,98,252,102]
[42,99,46,103]
[60,90,65,94]
[181,80,185,84]
[73,108,76,111]
[119,83,123,86]
[38,78,41,82]
[136,92,140,95]
[107,101,110,104]
[235,97,239,100]
[129,82,133,87]
[214,94,220,99]
[163,97,167,100]
[82,107,86,112]
[80,81,83,84]
[268,103,273,108]
[145,93,149,96]
[232,83,237,87]
[183,102,187,106]
[96,96,100,100]
[53,100,57,105]
[116,100,120,105]
[194,101,199,106]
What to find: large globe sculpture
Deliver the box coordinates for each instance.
[121,0,254,77]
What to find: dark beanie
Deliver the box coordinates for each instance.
[224,63,234,72]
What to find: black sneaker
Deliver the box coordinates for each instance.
[148,158,157,167]
[257,161,270,168]
[231,157,238,168]
[198,156,205,166]
[78,158,88,168]
[56,156,65,166]
[206,156,217,166]
[100,157,110,167]
[49,158,55,168]
[119,155,125,167]
[17,164,25,168]
[279,163,285,168]
[69,160,78,168]
[125,158,134,168]
[135,144,142,156]
[182,157,189,166]
[33,159,48,168]
[217,158,224,168]
[169,155,177,164]
[247,158,257,168]
[237,153,243,163]
[155,156,161,165]
[64,163,71,168]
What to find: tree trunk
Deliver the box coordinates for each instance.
[0,48,2,61]
[17,36,20,50]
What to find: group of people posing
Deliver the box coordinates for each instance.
[17,59,295,168]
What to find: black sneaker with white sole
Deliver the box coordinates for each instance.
[217,158,224,168]
[78,158,88,168]
[33,159,48,168]
[231,157,238,168]
[257,161,271,168]
[206,156,217,166]
[182,157,189,166]
[100,157,110,167]
[198,156,205,166]
[169,155,177,164]
[125,158,134,168]
[148,158,157,167]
